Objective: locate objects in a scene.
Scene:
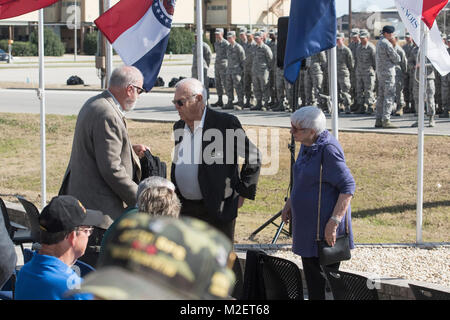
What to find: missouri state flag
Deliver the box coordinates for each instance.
[395,0,450,76]
[0,0,59,19]
[283,0,336,83]
[95,0,176,91]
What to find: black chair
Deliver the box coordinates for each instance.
[1,197,33,253]
[242,249,267,299]
[409,283,450,300]
[323,268,379,300]
[231,257,245,300]
[258,254,304,300]
[16,196,41,243]
[0,273,16,300]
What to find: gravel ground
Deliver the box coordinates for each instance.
[267,246,450,289]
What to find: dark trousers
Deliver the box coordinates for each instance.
[179,198,236,242]
[301,257,340,300]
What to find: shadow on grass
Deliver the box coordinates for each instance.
[352,200,450,218]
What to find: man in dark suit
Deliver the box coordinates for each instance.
[171,78,261,241]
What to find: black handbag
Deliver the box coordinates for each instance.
[316,161,351,266]
[140,149,167,181]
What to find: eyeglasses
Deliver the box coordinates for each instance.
[172,94,197,107]
[129,84,145,95]
[76,226,94,236]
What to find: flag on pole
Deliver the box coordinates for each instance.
[395,0,450,76]
[283,0,336,84]
[95,0,176,91]
[0,0,59,19]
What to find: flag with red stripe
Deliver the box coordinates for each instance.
[95,0,176,91]
[395,0,450,76]
[0,0,59,20]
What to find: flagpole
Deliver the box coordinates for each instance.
[416,20,427,244]
[105,0,113,86]
[38,8,47,209]
[195,0,204,85]
[329,47,339,139]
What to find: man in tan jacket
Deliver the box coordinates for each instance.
[59,66,148,220]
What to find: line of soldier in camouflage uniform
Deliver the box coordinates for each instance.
[203,26,449,120]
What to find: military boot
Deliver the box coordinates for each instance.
[357,104,367,114]
[234,99,244,111]
[429,115,436,127]
[250,100,263,111]
[211,96,223,108]
[223,101,234,110]
[272,101,286,112]
[366,105,374,115]
[382,119,398,128]
[374,118,383,128]
[243,97,251,109]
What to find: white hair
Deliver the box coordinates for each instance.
[109,65,143,89]
[175,78,208,106]
[137,176,175,201]
[290,106,326,134]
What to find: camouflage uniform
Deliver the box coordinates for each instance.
[268,37,277,106]
[402,39,416,112]
[375,34,401,127]
[304,51,326,106]
[242,35,256,107]
[410,46,436,126]
[336,40,354,113]
[348,31,361,111]
[251,36,273,110]
[441,45,450,118]
[213,36,229,105]
[393,44,407,115]
[225,38,245,109]
[191,41,212,95]
[355,38,376,114]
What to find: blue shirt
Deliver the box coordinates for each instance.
[15,252,93,300]
[290,130,356,257]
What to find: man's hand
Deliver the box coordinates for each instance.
[388,37,396,46]
[133,144,149,159]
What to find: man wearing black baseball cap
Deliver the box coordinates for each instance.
[15,195,104,300]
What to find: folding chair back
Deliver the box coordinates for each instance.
[259,254,304,300]
[17,197,41,242]
[409,284,450,300]
[0,197,13,238]
[242,249,267,300]
[323,268,379,300]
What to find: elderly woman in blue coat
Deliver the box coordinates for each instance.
[282,106,356,300]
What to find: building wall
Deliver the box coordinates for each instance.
[230,0,290,27]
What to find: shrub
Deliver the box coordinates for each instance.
[83,31,98,55]
[0,39,37,56]
[29,27,65,56]
[166,28,195,54]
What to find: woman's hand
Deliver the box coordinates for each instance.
[324,219,338,246]
[281,198,292,224]
[133,144,149,159]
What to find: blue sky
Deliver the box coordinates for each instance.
[335,0,395,18]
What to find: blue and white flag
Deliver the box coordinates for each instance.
[95,0,176,91]
[284,0,336,84]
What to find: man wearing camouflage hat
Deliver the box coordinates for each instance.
[402,32,416,113]
[69,213,237,300]
[211,28,229,108]
[440,35,450,118]
[349,28,361,111]
[336,32,354,114]
[250,31,273,111]
[393,33,408,116]
[375,25,401,128]
[224,31,245,110]
[354,29,376,114]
